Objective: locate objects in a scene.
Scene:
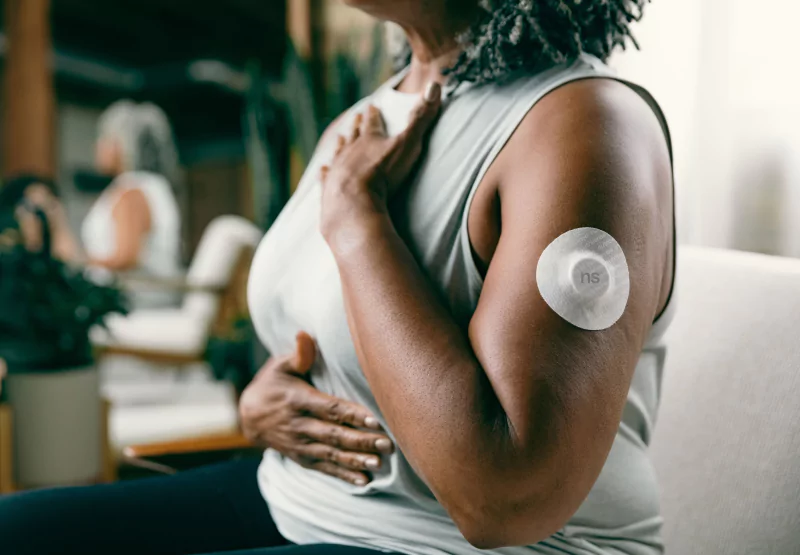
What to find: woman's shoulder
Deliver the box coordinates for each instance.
[109,172,179,221]
[501,52,666,157]
[114,171,171,191]
[114,172,176,203]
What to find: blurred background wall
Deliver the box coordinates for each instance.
[2,0,798,259]
[0,0,392,261]
[0,0,291,260]
[613,0,800,257]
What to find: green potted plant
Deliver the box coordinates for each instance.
[0,205,127,488]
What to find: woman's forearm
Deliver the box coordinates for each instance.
[328,213,525,519]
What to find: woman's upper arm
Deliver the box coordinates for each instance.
[467,79,672,523]
[108,188,151,271]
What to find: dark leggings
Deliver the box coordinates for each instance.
[0,458,392,555]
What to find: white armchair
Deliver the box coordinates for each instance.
[653,246,800,554]
[94,215,262,360]
[91,215,262,458]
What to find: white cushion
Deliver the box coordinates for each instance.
[92,310,208,357]
[183,215,263,323]
[653,246,800,555]
[109,403,239,455]
[105,364,239,454]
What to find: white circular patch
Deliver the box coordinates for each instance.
[536,227,630,331]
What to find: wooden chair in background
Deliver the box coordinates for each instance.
[92,215,263,470]
[115,246,261,473]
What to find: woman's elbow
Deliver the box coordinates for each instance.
[100,247,141,272]
[450,492,574,549]
[92,257,135,272]
[458,515,565,550]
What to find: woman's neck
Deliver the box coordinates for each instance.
[394,4,479,95]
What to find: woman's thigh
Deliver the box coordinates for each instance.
[205,545,400,555]
[0,458,285,555]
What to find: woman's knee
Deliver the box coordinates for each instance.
[0,490,61,545]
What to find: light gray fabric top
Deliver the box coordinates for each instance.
[248,54,675,555]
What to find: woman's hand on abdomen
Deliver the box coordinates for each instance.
[239,332,395,486]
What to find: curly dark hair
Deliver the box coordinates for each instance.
[397,0,649,86]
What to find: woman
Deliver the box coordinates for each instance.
[80,100,182,307]
[0,2,674,555]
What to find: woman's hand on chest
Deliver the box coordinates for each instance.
[319,82,442,251]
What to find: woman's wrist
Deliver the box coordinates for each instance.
[322,205,394,260]
[320,171,393,252]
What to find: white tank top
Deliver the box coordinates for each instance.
[82,171,182,308]
[248,54,675,555]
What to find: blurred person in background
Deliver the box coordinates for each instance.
[79,100,182,308]
[0,103,182,304]
[0,2,674,555]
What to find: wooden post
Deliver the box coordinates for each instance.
[3,0,55,178]
[0,404,15,494]
[287,0,315,60]
[100,398,117,483]
[287,0,328,119]
[286,0,326,190]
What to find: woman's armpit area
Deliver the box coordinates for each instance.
[465,172,502,279]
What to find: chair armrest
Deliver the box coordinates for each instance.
[94,345,205,365]
[120,432,259,476]
[120,275,225,294]
[122,432,255,459]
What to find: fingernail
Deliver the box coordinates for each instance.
[375,438,393,453]
[355,477,367,486]
[425,82,441,103]
[364,416,380,430]
[365,457,380,470]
